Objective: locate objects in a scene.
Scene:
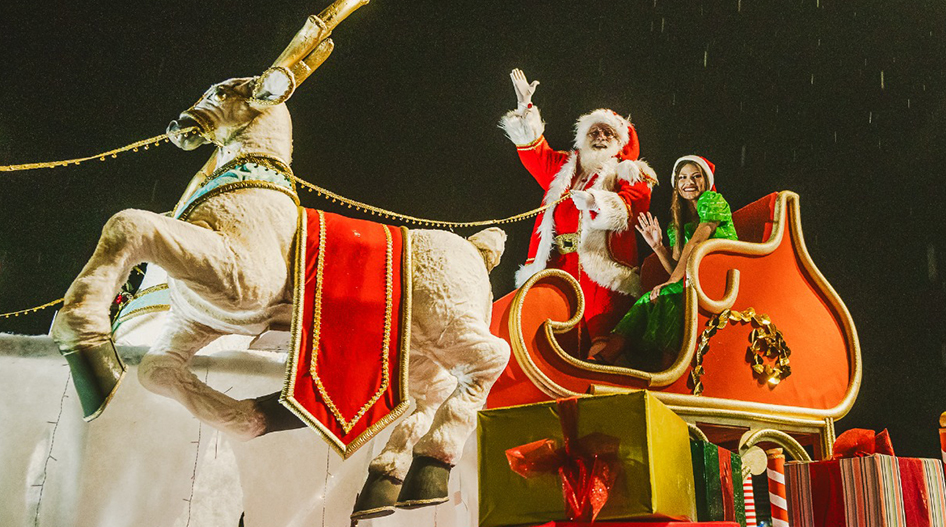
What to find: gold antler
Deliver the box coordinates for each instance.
[271,0,369,86]
[253,0,367,103]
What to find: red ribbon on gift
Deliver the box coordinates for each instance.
[505,397,622,522]
[717,446,736,521]
[831,428,895,459]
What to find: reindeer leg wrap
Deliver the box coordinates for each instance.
[60,339,126,421]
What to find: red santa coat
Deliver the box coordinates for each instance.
[501,106,657,340]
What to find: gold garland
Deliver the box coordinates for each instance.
[285,173,566,228]
[0,128,200,172]
[690,307,792,396]
[0,298,64,319]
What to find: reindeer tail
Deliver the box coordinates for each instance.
[467,227,507,273]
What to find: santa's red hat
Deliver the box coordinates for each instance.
[618,124,640,162]
[672,155,716,191]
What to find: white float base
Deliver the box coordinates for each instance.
[0,334,478,527]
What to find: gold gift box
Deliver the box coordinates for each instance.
[478,391,696,527]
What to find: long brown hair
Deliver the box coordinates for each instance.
[670,162,703,258]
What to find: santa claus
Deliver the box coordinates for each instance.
[500,68,657,345]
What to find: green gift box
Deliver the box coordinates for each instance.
[477,392,696,527]
[690,440,746,527]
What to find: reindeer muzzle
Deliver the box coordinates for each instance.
[167,113,211,151]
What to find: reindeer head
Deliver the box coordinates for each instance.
[165,0,368,163]
[167,73,295,159]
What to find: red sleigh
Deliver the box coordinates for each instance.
[487,191,860,461]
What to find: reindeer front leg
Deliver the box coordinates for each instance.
[51,206,282,420]
[51,209,164,420]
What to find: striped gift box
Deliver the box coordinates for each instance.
[786,454,946,527]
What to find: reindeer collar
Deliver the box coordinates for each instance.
[210,153,293,181]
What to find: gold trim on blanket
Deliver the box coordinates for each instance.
[280,207,412,458]
[307,212,394,434]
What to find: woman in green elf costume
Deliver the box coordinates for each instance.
[588,155,738,370]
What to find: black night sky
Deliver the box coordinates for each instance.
[1,1,944,456]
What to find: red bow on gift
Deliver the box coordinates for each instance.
[831,428,895,459]
[505,397,622,522]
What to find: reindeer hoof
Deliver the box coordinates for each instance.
[350,471,402,520]
[395,456,452,509]
[60,339,126,421]
[253,391,306,435]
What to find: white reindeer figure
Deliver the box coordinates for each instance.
[49,3,510,519]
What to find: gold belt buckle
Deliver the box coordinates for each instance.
[554,233,579,254]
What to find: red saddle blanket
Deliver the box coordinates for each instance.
[281,209,411,457]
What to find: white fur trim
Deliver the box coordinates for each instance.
[499,106,545,147]
[516,152,644,296]
[673,155,714,189]
[573,109,631,149]
[514,154,579,287]
[579,188,641,296]
[617,159,658,187]
[577,227,642,297]
[515,260,548,288]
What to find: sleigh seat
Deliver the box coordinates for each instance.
[486,191,861,461]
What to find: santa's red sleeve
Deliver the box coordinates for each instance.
[499,106,570,190]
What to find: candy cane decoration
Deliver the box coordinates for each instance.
[766,448,789,527]
[743,475,758,527]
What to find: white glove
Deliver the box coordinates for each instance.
[570,190,596,211]
[510,68,539,112]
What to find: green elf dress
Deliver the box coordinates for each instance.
[611,190,738,370]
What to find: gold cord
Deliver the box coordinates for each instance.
[0,128,565,226]
[0,130,568,319]
[0,298,64,319]
[0,128,200,172]
[286,172,566,228]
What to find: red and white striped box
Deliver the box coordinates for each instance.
[786,454,946,527]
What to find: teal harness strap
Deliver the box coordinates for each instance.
[174,161,295,220]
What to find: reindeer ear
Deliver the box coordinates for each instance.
[251,66,295,105]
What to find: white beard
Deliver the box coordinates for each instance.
[578,142,620,175]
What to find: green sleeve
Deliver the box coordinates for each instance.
[696,191,732,224]
[667,224,677,249]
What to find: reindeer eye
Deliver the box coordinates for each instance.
[212,89,227,102]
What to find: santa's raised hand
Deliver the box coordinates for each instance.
[510,68,540,112]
